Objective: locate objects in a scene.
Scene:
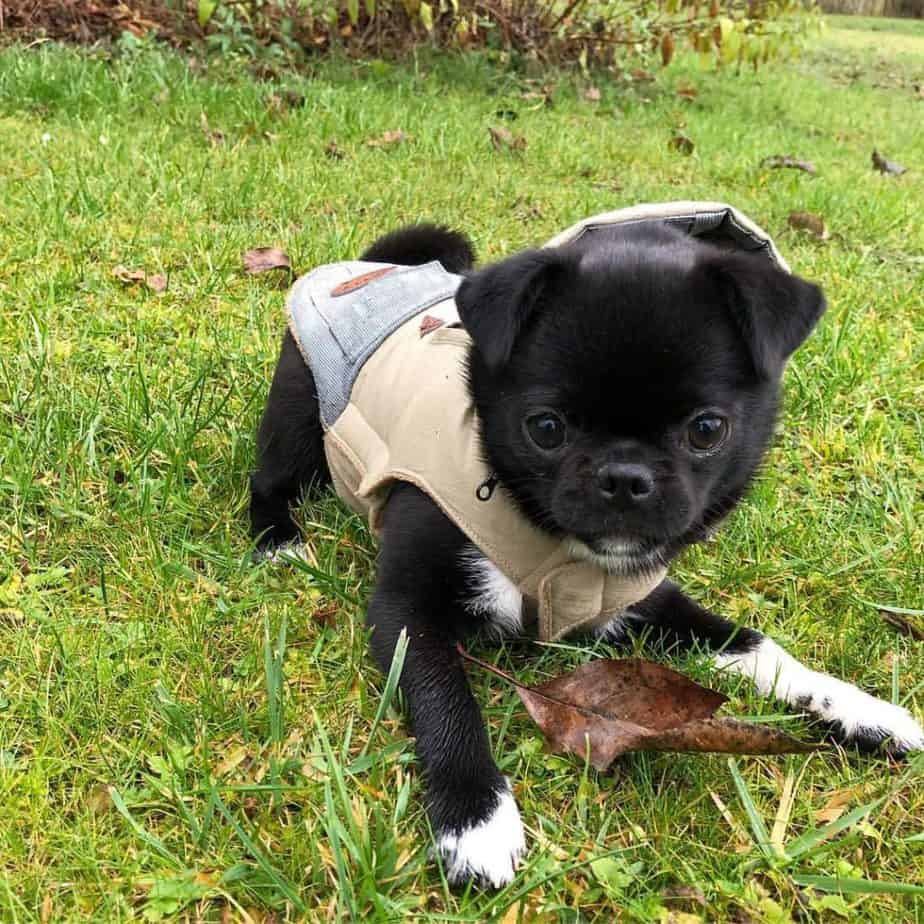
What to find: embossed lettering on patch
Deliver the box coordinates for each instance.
[330,266,397,297]
[419,314,445,337]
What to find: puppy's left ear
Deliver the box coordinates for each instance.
[456,248,576,373]
[706,254,827,380]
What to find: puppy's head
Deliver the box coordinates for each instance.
[457,226,825,575]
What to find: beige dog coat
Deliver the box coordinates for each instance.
[288,202,784,640]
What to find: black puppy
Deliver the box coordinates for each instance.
[251,221,923,888]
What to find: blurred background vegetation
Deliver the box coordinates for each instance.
[4,0,827,75]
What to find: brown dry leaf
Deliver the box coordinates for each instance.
[871,149,907,176]
[243,247,292,276]
[815,786,864,824]
[40,895,53,924]
[677,82,698,102]
[761,154,817,175]
[215,743,250,778]
[366,129,409,148]
[662,885,707,908]
[199,112,225,146]
[661,32,676,67]
[669,133,695,156]
[584,86,602,102]
[488,125,527,152]
[631,69,655,83]
[324,140,346,160]
[312,601,338,629]
[878,610,924,641]
[87,784,113,815]
[788,211,829,240]
[460,651,817,771]
[112,265,167,293]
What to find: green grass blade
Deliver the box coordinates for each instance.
[785,796,885,860]
[359,627,408,760]
[209,788,306,912]
[110,788,183,869]
[727,758,774,859]
[792,874,924,896]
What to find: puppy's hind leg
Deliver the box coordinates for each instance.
[250,330,330,554]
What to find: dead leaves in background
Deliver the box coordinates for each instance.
[489,125,527,152]
[112,265,167,293]
[761,154,817,175]
[669,133,695,156]
[199,112,225,146]
[459,649,818,771]
[243,247,293,280]
[788,211,829,241]
[365,129,409,148]
[871,149,907,176]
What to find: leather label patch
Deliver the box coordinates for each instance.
[419,314,445,337]
[330,266,397,297]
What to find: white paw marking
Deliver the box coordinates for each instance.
[461,548,523,638]
[435,783,526,888]
[716,637,924,752]
[260,540,309,565]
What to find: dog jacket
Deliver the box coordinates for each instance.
[287,202,785,641]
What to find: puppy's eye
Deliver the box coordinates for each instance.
[525,412,567,451]
[686,414,729,453]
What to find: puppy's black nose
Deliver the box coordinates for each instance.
[596,463,654,504]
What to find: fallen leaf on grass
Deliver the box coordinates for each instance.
[112,265,167,293]
[87,784,114,815]
[661,32,676,67]
[199,112,225,146]
[868,602,924,641]
[583,86,602,102]
[267,89,305,112]
[669,133,695,156]
[242,247,292,276]
[521,83,555,107]
[488,125,527,152]
[814,785,866,824]
[788,211,829,240]
[761,154,817,175]
[459,649,818,770]
[676,82,698,102]
[366,129,409,148]
[871,149,906,176]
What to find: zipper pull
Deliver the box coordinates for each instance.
[476,473,498,502]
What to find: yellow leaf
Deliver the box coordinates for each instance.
[419,1,433,30]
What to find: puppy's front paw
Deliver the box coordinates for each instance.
[434,782,526,889]
[254,539,308,565]
[817,687,924,757]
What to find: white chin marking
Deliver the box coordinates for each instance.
[435,784,526,889]
[461,548,524,638]
[566,536,663,577]
[716,638,924,753]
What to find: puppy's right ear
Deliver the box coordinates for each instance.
[456,249,575,373]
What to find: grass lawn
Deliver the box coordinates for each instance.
[1,15,923,923]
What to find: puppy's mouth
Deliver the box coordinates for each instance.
[566,535,668,577]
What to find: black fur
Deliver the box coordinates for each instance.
[250,220,837,886]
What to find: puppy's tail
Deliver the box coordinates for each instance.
[360,224,476,274]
